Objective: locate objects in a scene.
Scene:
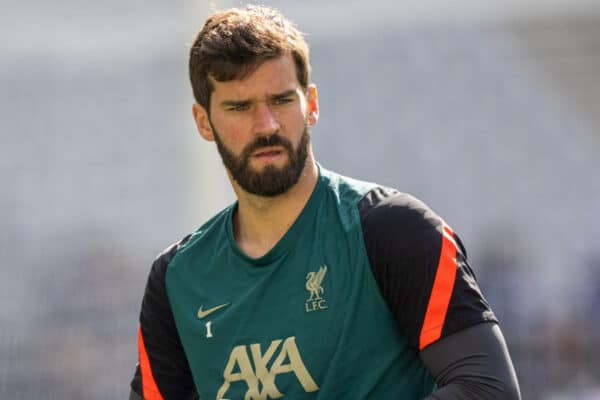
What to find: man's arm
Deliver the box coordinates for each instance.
[129,236,198,399]
[129,388,199,400]
[420,322,521,399]
[358,187,520,399]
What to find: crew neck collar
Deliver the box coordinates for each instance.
[225,165,326,266]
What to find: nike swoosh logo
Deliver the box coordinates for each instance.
[197,303,230,319]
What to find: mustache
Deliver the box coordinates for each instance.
[243,133,293,155]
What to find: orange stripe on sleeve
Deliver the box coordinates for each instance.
[138,326,165,400]
[419,224,458,350]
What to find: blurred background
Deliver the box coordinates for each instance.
[1,0,599,398]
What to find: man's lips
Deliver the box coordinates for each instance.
[253,147,284,158]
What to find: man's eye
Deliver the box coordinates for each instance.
[228,104,249,112]
[273,97,293,105]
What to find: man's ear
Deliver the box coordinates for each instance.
[192,103,215,141]
[306,84,319,126]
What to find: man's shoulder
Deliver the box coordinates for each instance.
[319,169,445,243]
[321,167,378,200]
[357,186,445,245]
[152,204,234,270]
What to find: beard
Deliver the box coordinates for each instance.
[209,120,310,197]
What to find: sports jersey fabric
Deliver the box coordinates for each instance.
[131,166,496,399]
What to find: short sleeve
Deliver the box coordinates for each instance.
[358,187,497,351]
[130,236,198,399]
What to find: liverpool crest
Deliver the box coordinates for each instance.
[305,265,328,312]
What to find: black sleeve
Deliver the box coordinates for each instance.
[130,235,199,399]
[129,389,143,400]
[420,322,521,399]
[358,187,497,350]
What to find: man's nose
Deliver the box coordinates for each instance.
[252,103,280,135]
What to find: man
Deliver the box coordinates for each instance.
[130,5,521,399]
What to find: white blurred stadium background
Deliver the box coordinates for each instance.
[1,1,599,398]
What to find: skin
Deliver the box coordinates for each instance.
[192,54,320,258]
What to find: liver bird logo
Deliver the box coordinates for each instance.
[305,266,327,301]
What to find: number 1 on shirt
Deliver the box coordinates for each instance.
[205,321,213,338]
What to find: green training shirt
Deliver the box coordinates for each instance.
[131,167,496,399]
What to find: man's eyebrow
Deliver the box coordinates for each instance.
[269,89,297,100]
[219,89,298,108]
[220,99,251,108]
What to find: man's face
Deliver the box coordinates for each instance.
[194,55,319,197]
[209,119,310,197]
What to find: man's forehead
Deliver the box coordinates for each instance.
[210,56,301,100]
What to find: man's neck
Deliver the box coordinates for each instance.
[231,158,319,259]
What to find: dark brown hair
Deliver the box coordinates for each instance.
[189,5,311,112]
